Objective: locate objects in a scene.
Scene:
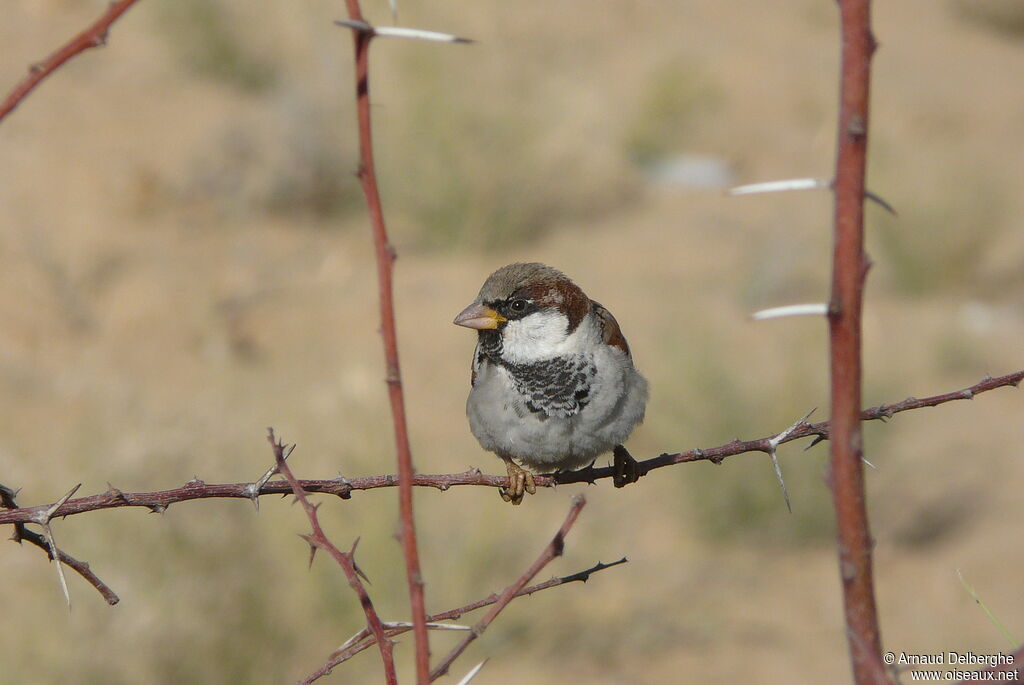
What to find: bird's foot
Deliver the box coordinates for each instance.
[612,445,641,488]
[499,460,536,505]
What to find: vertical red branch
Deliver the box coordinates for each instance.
[0,0,142,124]
[341,2,431,682]
[830,2,890,684]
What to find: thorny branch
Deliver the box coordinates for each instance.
[830,1,890,683]
[0,370,1020,528]
[301,558,628,683]
[430,495,588,681]
[265,429,398,685]
[0,0,143,124]
[1,483,119,605]
[336,4,433,681]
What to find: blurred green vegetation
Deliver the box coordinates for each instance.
[951,0,1024,39]
[870,164,1008,296]
[625,62,724,166]
[158,0,279,93]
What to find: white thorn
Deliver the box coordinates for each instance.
[34,483,82,524]
[380,621,471,631]
[728,178,827,196]
[766,409,815,514]
[456,659,489,685]
[373,26,473,43]
[41,522,72,609]
[336,627,371,652]
[769,408,817,450]
[768,448,792,514]
[334,19,473,43]
[426,622,471,631]
[250,453,289,511]
[729,178,896,215]
[753,304,829,321]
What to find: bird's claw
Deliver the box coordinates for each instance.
[499,460,536,505]
[612,445,641,488]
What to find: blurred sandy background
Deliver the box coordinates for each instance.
[2,0,1023,683]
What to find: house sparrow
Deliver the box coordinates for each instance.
[453,263,649,504]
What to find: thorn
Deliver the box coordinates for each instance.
[243,484,260,512]
[864,189,898,216]
[374,26,474,44]
[336,627,372,653]
[768,408,817,450]
[34,483,81,524]
[307,545,317,569]
[105,483,128,503]
[752,303,828,321]
[805,434,828,450]
[333,475,353,499]
[299,534,318,568]
[768,447,792,513]
[334,18,374,35]
[728,177,895,215]
[728,178,826,196]
[456,659,489,685]
[40,521,72,610]
[353,558,371,584]
[147,503,167,514]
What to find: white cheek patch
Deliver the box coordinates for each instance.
[500,310,596,363]
[501,310,570,363]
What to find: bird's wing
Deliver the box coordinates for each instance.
[590,300,632,358]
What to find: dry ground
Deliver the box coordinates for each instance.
[1,1,1022,683]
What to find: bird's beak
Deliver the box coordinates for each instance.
[453,302,506,330]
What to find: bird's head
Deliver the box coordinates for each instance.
[453,263,592,363]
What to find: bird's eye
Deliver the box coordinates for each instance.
[509,299,528,313]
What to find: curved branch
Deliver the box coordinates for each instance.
[0,0,143,124]
[302,558,627,682]
[0,370,1019,527]
[430,495,587,680]
[266,430,397,685]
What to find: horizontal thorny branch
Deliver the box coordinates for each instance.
[1,370,1019,532]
